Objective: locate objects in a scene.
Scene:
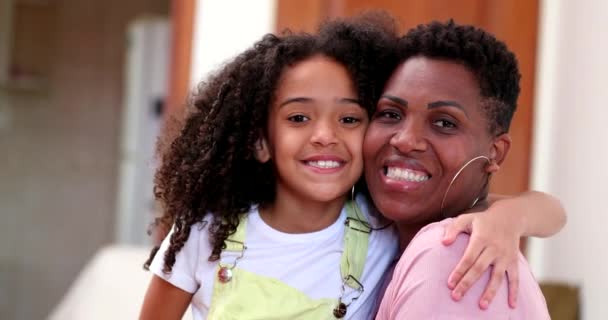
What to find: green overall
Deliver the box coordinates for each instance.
[207,200,371,320]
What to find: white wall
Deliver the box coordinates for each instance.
[190,0,277,86]
[529,0,608,319]
[115,17,169,245]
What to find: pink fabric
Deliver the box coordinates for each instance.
[375,218,550,319]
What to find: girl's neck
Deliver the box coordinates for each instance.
[259,188,347,234]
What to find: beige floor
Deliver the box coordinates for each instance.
[48,245,193,320]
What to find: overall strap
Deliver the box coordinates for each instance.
[217,214,247,281]
[340,199,371,291]
[224,214,247,252]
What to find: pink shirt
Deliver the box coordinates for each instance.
[376,218,550,319]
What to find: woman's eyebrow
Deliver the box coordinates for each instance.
[380,94,408,107]
[428,100,469,118]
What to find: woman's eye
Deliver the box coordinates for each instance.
[287,114,309,122]
[432,119,456,129]
[375,110,401,120]
[340,116,361,124]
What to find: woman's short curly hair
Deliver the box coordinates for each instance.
[144,13,398,273]
[397,20,521,135]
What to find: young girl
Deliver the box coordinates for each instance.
[140,16,564,320]
[142,18,400,320]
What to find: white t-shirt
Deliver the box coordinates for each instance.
[149,195,398,320]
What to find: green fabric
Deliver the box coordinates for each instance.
[223,215,247,252]
[341,200,371,290]
[208,267,336,319]
[208,200,370,319]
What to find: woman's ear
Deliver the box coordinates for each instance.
[486,133,511,173]
[254,137,271,163]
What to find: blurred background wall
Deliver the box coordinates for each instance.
[189,0,276,87]
[0,0,168,319]
[528,0,608,319]
[0,0,606,319]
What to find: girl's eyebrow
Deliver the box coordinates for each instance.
[340,97,361,105]
[279,97,361,108]
[279,97,312,108]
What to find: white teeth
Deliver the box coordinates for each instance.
[307,160,341,169]
[386,167,429,182]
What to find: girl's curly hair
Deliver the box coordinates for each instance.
[144,13,399,273]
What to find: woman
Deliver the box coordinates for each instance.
[370,20,553,318]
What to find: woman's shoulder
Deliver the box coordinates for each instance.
[403,218,468,262]
[416,218,454,239]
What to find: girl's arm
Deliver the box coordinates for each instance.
[441,191,566,309]
[484,191,566,237]
[140,275,193,320]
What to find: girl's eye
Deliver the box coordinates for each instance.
[287,114,309,122]
[432,119,456,129]
[340,116,361,124]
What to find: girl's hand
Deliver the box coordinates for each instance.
[442,209,523,310]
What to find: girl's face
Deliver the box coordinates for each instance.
[259,55,368,204]
[363,57,510,224]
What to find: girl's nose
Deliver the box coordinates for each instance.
[310,120,339,146]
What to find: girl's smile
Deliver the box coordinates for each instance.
[302,155,346,173]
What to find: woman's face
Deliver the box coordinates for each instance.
[363,57,508,224]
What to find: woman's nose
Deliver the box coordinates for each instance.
[389,120,428,153]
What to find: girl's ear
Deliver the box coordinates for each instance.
[486,133,511,173]
[254,137,271,163]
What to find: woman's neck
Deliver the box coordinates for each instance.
[395,221,431,252]
[395,198,492,252]
[259,188,347,234]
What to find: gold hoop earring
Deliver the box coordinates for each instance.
[440,155,491,217]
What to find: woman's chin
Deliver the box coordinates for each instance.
[373,197,437,223]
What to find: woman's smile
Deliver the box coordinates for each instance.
[380,157,433,191]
